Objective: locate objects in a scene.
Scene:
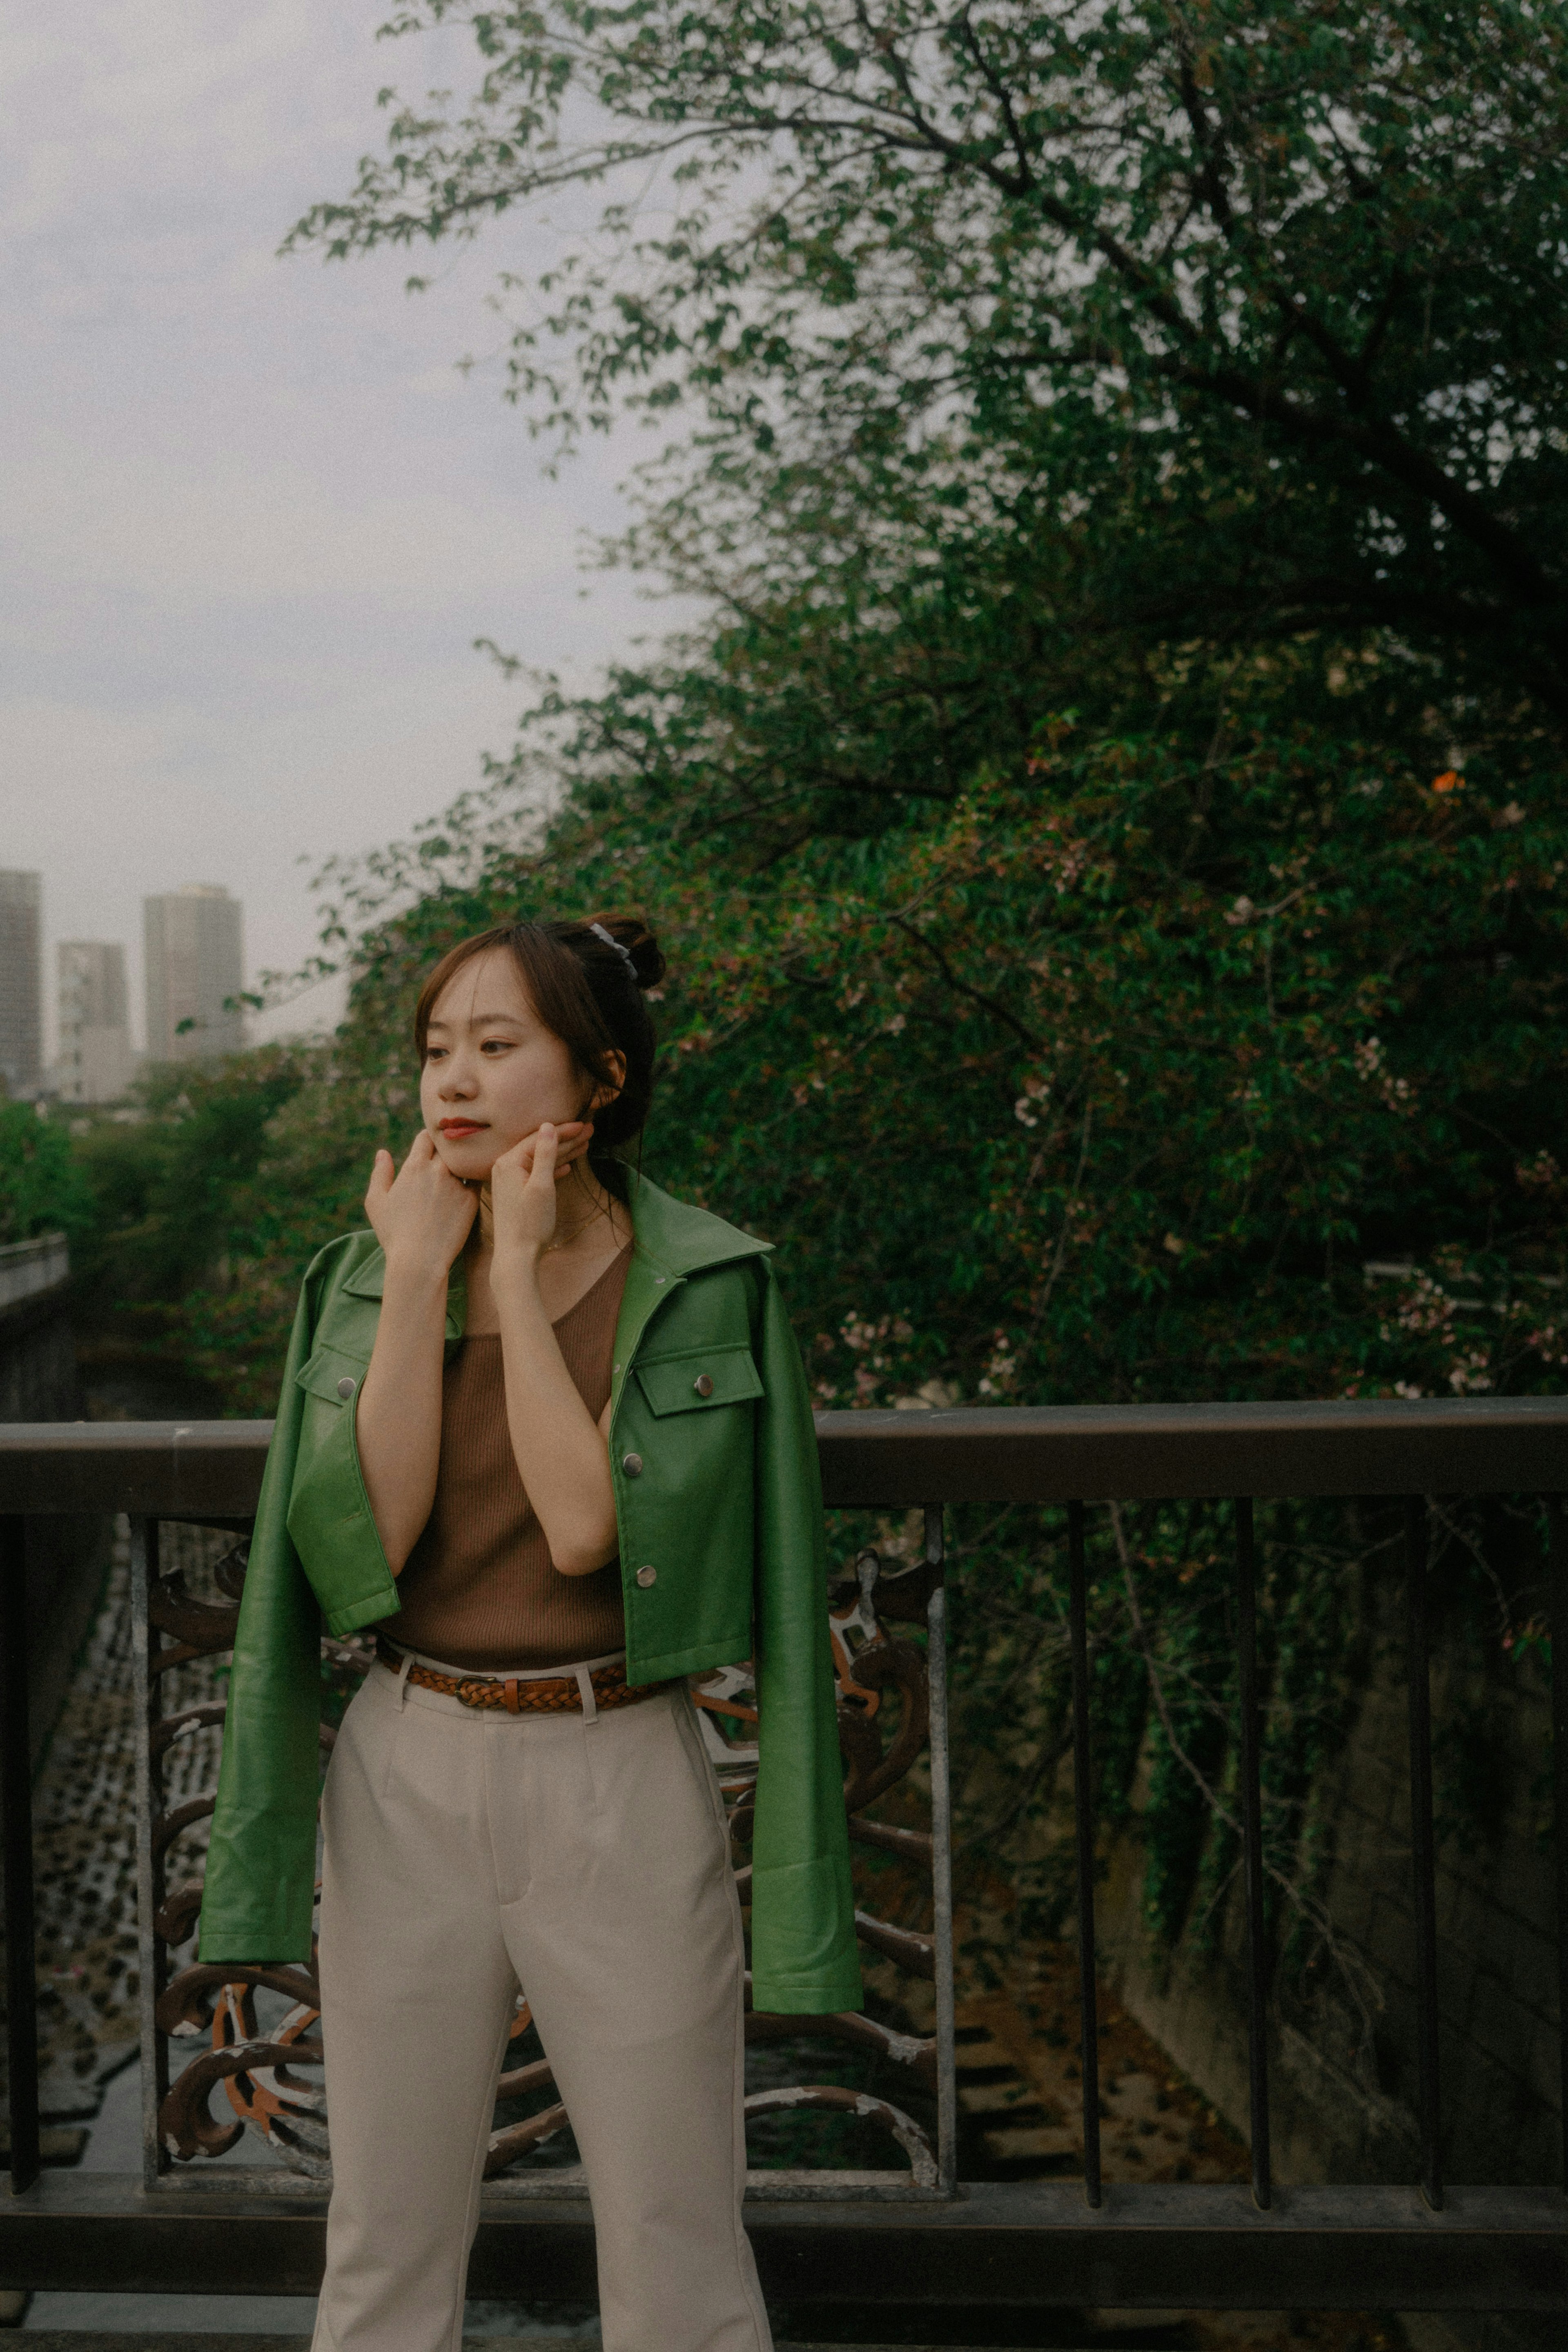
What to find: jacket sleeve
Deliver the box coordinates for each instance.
[284,1398,402,1639]
[196,1266,327,1966]
[747,1257,864,2016]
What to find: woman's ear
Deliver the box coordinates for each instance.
[589,1050,628,1115]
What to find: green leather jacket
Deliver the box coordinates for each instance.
[197,1173,862,2018]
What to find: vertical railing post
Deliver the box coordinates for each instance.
[131,1517,167,2189]
[1548,1494,1568,2198]
[924,1504,957,2197]
[1405,1496,1443,2211]
[0,1515,39,2196]
[1234,1497,1272,2210]
[1067,1500,1102,2209]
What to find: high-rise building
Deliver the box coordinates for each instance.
[143,885,245,1064]
[0,871,42,1100]
[57,941,138,1104]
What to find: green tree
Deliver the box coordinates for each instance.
[68,1054,307,1370]
[0,1103,91,1248]
[151,708,1564,2024]
[76,0,1560,2027]
[293,0,1568,724]
[187,704,1568,1416]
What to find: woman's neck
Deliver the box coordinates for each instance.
[469,1164,623,1262]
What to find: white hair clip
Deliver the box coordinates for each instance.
[589,921,639,982]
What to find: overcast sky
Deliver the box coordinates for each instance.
[2,2,681,1057]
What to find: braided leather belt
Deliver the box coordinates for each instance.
[375,1635,670,1717]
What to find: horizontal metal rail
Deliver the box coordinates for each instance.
[0,2175,1561,2310]
[2,1393,1567,1513]
[0,1404,1563,2314]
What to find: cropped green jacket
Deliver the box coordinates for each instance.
[197,1173,862,2018]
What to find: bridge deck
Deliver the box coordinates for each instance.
[0,2175,1562,2312]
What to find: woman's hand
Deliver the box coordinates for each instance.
[365,1131,477,1278]
[489,1119,593,1271]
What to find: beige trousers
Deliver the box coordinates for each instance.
[311,1659,771,2352]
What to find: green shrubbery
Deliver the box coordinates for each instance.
[0,1100,91,1250]
[82,703,1567,1423]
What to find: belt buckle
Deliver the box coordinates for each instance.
[457,1675,498,1710]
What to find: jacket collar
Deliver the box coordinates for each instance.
[618,1170,773,1281]
[335,1170,769,1332]
[608,1174,771,1416]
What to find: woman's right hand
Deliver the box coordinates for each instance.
[365,1132,477,1278]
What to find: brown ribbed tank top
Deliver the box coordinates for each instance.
[379,1242,632,1671]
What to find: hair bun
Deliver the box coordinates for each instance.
[586,914,666,991]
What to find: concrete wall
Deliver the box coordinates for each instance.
[1097,1601,1559,2189]
[1091,1574,1559,2346]
[0,1234,70,1317]
[0,1238,114,1768]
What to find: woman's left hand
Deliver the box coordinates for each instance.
[490,1120,593,1266]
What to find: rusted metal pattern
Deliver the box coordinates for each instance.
[690,1540,947,2186]
[156,1964,320,2038]
[151,1795,216,1867]
[146,1569,241,1652]
[848,1817,932,1865]
[851,1911,935,1980]
[142,1527,947,2192]
[743,2003,938,2091]
[836,1638,929,1814]
[152,1880,205,1946]
[486,2103,570,2173]
[161,2018,325,2165]
[743,2087,939,2191]
[148,1701,229,1759]
[495,2052,556,2102]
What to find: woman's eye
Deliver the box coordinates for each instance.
[480,1038,512,1054]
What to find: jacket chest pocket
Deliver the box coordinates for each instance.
[633,1340,764,1417]
[295,1343,369,1407]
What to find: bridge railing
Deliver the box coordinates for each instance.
[0,1235,68,1322]
[0,1398,1563,2316]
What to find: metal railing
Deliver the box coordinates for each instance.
[126,1508,950,2201]
[0,1396,1564,2316]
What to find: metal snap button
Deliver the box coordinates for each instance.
[693,1373,714,1398]
[336,1376,356,1399]
[635,1563,657,1587]
[622,1452,643,1478]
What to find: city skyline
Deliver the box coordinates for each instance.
[3,7,686,1088]
[0,871,42,1099]
[56,939,136,1106]
[0,873,250,1100]
[143,885,245,1067]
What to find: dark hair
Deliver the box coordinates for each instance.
[413,915,665,1195]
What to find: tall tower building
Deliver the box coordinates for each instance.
[143,885,245,1064]
[0,871,42,1100]
[58,942,138,1104]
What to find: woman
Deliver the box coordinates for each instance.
[198,915,861,2352]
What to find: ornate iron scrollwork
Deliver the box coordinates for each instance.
[694,1543,944,2184]
[145,1532,947,2192]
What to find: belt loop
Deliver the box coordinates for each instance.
[504,1676,521,1716]
[576,1665,599,1726]
[396,1650,413,1710]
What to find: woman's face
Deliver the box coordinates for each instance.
[420,947,595,1183]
